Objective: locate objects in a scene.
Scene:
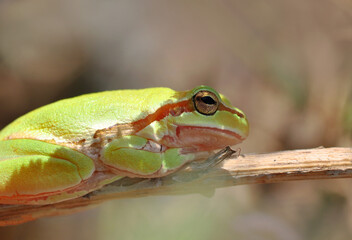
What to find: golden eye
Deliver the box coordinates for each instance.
[193,90,219,115]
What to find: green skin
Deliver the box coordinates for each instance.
[0,86,249,204]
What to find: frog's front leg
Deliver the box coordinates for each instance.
[101,136,195,177]
[0,139,96,204]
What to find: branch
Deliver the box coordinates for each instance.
[0,147,351,226]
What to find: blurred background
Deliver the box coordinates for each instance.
[0,0,351,239]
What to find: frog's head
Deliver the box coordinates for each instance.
[152,86,249,153]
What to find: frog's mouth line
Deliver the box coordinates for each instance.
[154,125,245,155]
[177,126,244,154]
[175,125,245,141]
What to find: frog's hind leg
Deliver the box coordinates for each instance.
[0,139,97,204]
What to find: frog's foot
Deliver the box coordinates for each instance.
[171,146,237,183]
[188,146,237,170]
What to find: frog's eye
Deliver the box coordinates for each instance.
[193,90,219,115]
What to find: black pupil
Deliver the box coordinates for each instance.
[201,96,216,105]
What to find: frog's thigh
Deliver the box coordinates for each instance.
[102,136,194,176]
[0,139,95,197]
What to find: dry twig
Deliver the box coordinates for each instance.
[0,147,351,226]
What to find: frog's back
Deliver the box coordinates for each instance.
[0,88,179,143]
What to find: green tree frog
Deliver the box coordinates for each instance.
[0,86,249,204]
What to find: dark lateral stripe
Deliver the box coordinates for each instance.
[131,100,193,132]
[218,103,245,118]
[94,99,244,139]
